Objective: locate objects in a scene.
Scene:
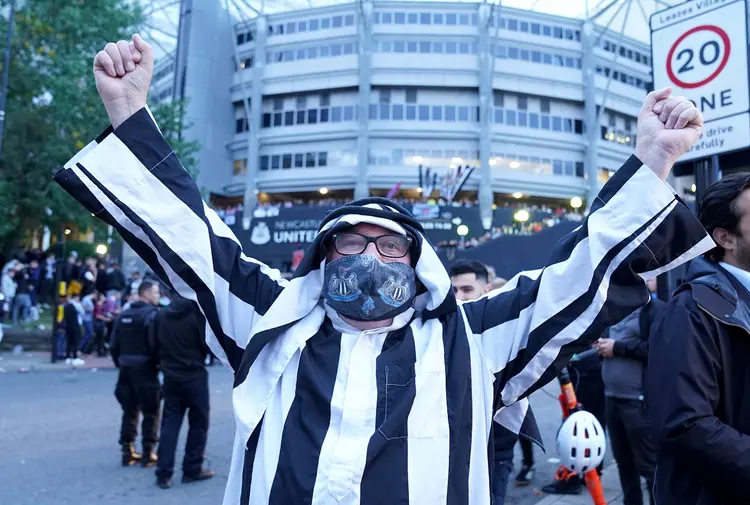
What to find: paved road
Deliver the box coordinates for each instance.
[0,365,588,505]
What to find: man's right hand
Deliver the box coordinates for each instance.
[93,34,153,129]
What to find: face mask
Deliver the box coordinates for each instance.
[323,254,417,321]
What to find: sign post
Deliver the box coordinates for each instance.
[651,0,750,162]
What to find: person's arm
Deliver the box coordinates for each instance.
[649,293,750,497]
[460,153,712,411]
[109,318,121,368]
[55,111,287,373]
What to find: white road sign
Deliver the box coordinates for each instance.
[651,0,750,161]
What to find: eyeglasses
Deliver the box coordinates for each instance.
[333,232,412,258]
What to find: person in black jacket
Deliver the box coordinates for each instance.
[595,278,664,505]
[649,173,750,505]
[110,280,162,468]
[153,294,214,489]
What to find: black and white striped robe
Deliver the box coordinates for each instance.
[55,108,713,505]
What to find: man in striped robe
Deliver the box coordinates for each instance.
[56,35,713,505]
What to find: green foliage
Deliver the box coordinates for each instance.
[149,98,200,179]
[0,0,200,257]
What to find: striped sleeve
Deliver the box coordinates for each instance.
[53,107,287,372]
[461,155,714,409]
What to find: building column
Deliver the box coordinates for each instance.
[581,21,599,210]
[477,3,493,231]
[242,15,267,213]
[355,1,373,200]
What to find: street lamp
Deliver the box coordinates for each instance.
[570,196,583,209]
[64,228,71,236]
[95,244,108,256]
[457,224,469,248]
[514,209,530,222]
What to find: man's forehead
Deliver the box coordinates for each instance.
[350,222,399,236]
[451,272,484,285]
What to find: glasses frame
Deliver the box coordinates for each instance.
[332,232,413,258]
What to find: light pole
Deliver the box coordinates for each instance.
[0,0,16,161]
[457,224,469,249]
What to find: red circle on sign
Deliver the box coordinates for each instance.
[666,25,731,89]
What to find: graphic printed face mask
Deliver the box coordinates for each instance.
[323,254,417,321]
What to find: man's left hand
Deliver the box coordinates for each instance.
[593,338,615,358]
[634,87,703,181]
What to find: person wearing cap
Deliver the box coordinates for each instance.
[55,35,713,505]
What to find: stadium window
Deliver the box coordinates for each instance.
[554,26,563,38]
[406,105,417,120]
[518,111,528,127]
[343,43,355,54]
[554,55,564,66]
[432,105,443,120]
[508,18,518,30]
[294,153,304,168]
[306,153,316,167]
[318,152,328,167]
[284,111,294,126]
[457,106,469,121]
[471,14,478,25]
[309,19,319,31]
[420,12,431,24]
[321,18,330,28]
[392,104,404,120]
[343,105,355,121]
[406,89,418,103]
[529,112,539,128]
[531,51,541,63]
[379,103,390,119]
[575,162,584,177]
[459,14,469,25]
[540,98,550,113]
[286,22,296,34]
[541,115,550,129]
[520,49,529,61]
[565,28,574,40]
[553,160,563,175]
[574,119,584,134]
[331,106,342,122]
[235,118,244,133]
[407,41,417,52]
[320,108,329,123]
[543,24,551,36]
[552,116,562,131]
[369,103,377,120]
[271,155,281,170]
[446,13,457,25]
[345,14,354,26]
[320,45,330,57]
[394,41,405,53]
[331,44,342,56]
[506,109,516,125]
[445,105,456,121]
[260,156,269,171]
[564,160,574,175]
[418,105,430,120]
[296,49,306,60]
[496,45,507,58]
[446,42,457,54]
[273,98,284,110]
[273,112,282,127]
[307,110,318,124]
[531,22,541,35]
[494,92,504,107]
[520,21,529,32]
[494,108,504,124]
[419,41,430,53]
[508,47,519,59]
[543,53,552,64]
[408,13,418,24]
[333,15,343,28]
[237,33,245,45]
[392,149,403,164]
[262,113,271,128]
[282,154,292,169]
[517,95,528,110]
[307,47,317,59]
[296,110,306,124]
[433,41,443,52]
[459,42,470,54]
[395,12,406,24]
[433,13,443,24]
[564,118,573,132]
[382,12,392,24]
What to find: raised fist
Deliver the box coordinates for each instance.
[93,34,153,128]
[635,87,703,181]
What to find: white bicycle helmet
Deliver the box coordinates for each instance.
[556,410,606,473]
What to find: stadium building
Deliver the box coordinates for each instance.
[139,0,700,272]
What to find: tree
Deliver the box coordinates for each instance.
[149,97,200,179]
[0,1,200,257]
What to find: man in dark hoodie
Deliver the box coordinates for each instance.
[153,293,214,489]
[110,280,162,468]
[649,173,750,505]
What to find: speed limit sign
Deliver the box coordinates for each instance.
[651,0,750,161]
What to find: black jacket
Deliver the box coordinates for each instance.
[110,301,159,368]
[649,258,750,505]
[155,296,208,381]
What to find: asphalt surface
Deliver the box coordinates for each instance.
[0,365,585,505]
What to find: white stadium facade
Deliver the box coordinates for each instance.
[146,0,704,229]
